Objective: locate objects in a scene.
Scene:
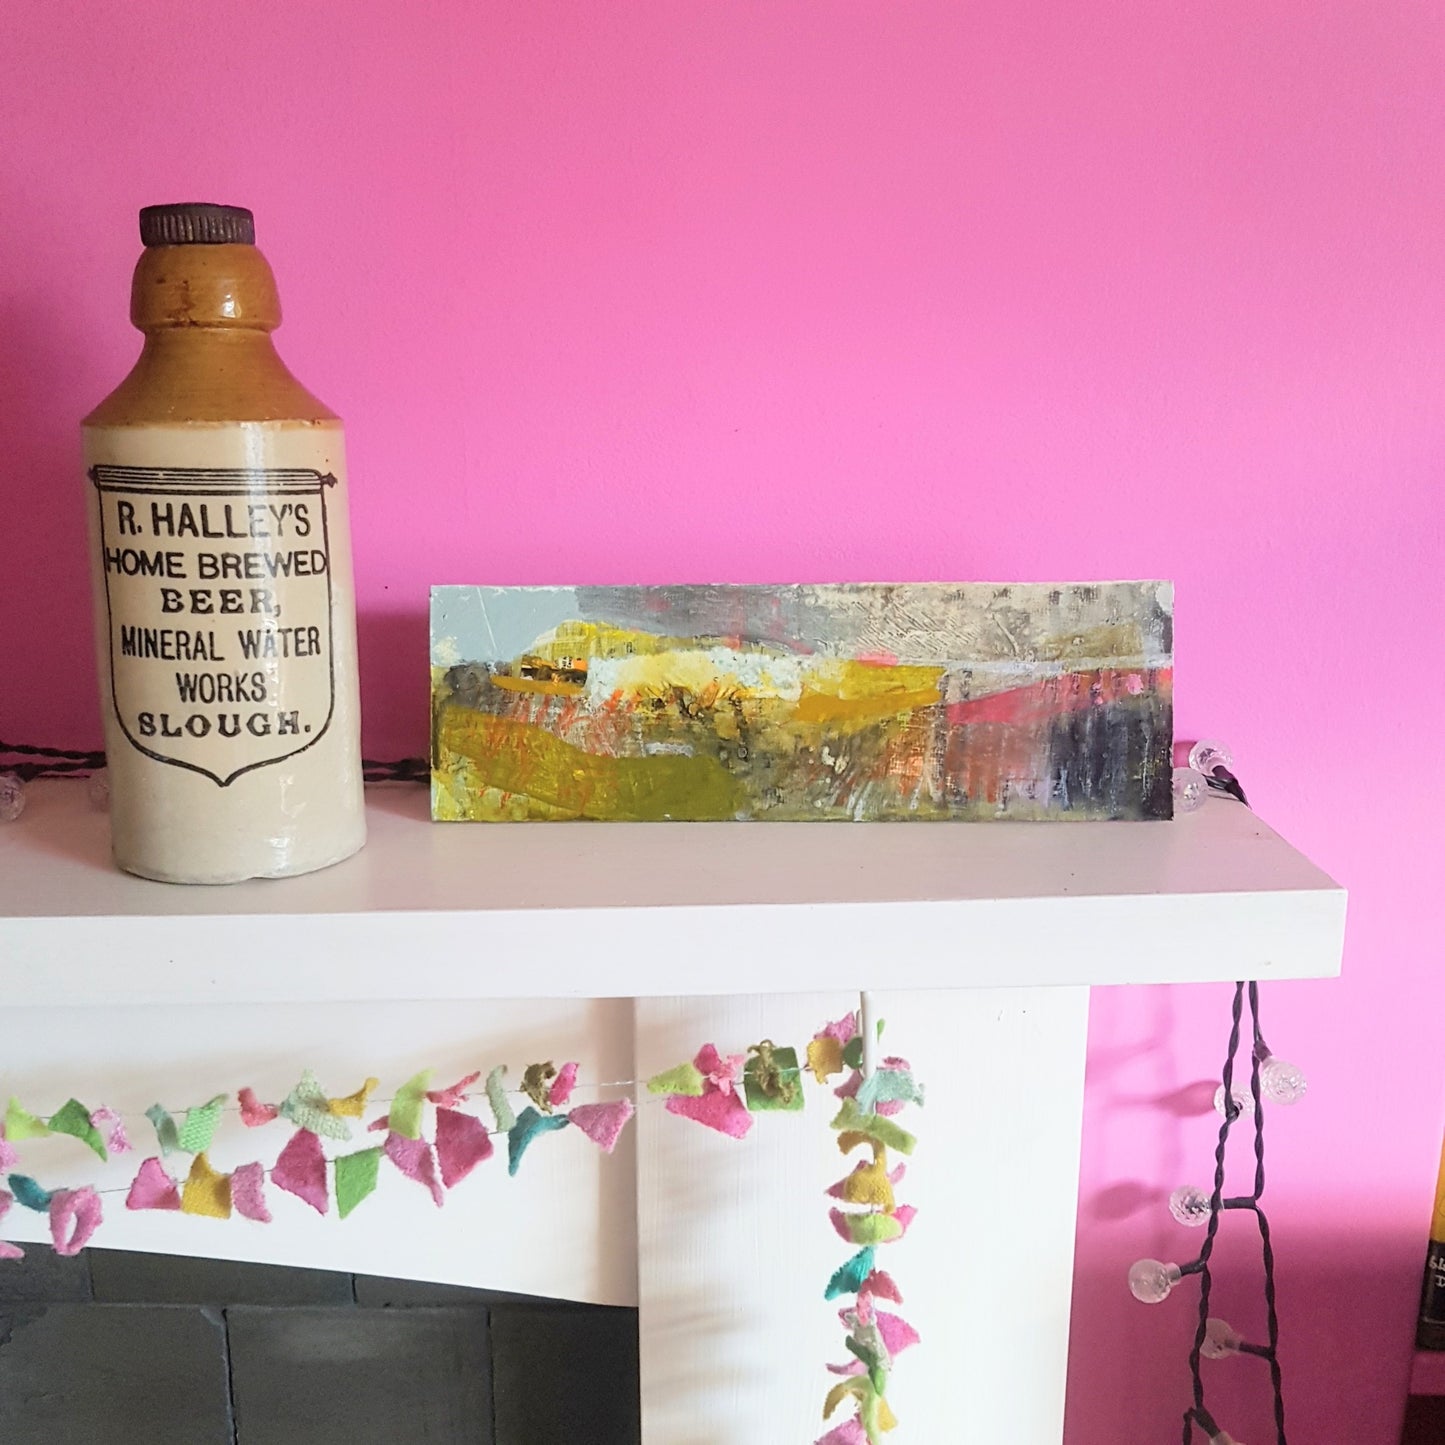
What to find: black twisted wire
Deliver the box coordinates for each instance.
[1,740,429,785]
[1249,981,1288,1442]
[1183,981,1246,1442]
[1179,979,1288,1445]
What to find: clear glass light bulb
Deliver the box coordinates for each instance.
[0,772,26,822]
[1202,1317,1243,1359]
[1169,1184,1212,1227]
[1213,1082,1255,1118]
[1172,766,1208,812]
[1259,1053,1307,1105]
[88,770,110,809]
[1189,738,1235,777]
[1128,1257,1182,1303]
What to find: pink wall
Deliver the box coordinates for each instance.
[3,3,1442,1438]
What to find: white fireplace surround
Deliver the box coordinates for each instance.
[0,781,1345,1442]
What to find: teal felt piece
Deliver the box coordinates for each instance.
[825,1247,876,1301]
[855,1068,924,1115]
[145,1104,180,1156]
[8,1174,53,1212]
[507,1106,569,1177]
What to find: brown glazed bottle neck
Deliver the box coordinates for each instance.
[84,243,339,426]
[130,242,282,331]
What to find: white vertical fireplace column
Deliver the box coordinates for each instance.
[0,784,1346,1445]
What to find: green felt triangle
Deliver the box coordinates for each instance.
[335,1146,383,1219]
[48,1098,107,1159]
[5,1098,51,1142]
[388,1069,433,1140]
[646,1061,705,1097]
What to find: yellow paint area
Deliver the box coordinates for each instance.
[490,674,585,697]
[795,659,943,726]
[435,702,746,821]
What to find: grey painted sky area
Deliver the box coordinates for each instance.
[430,582,1173,668]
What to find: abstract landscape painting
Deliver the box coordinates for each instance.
[430,582,1173,822]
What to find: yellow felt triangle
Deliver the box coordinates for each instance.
[823,1377,868,1419]
[328,1077,380,1118]
[840,1150,894,1211]
[180,1153,233,1219]
[806,1035,845,1084]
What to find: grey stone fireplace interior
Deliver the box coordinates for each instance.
[0,1246,639,1442]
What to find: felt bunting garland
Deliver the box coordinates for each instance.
[815,1013,922,1445]
[0,1021,922,1437]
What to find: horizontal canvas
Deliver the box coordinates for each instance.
[430,582,1173,822]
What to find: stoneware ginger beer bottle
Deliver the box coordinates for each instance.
[82,203,366,883]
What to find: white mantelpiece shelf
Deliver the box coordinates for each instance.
[0,779,1345,1005]
[0,778,1348,1444]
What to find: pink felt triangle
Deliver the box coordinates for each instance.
[232,1162,272,1223]
[385,1131,444,1207]
[0,1189,23,1260]
[426,1071,481,1109]
[272,1128,329,1215]
[861,1269,903,1303]
[90,1106,131,1155]
[238,1087,280,1128]
[876,1309,920,1355]
[434,1107,493,1189]
[0,1127,17,1172]
[125,1157,181,1211]
[49,1187,103,1256]
[549,1062,580,1108]
[694,1044,745,1096]
[567,1098,634,1153]
[665,1088,752,1138]
[815,1420,868,1445]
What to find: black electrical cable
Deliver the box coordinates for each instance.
[1,740,428,785]
[1179,773,1287,1444]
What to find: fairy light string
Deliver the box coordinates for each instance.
[1128,757,1299,1445]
